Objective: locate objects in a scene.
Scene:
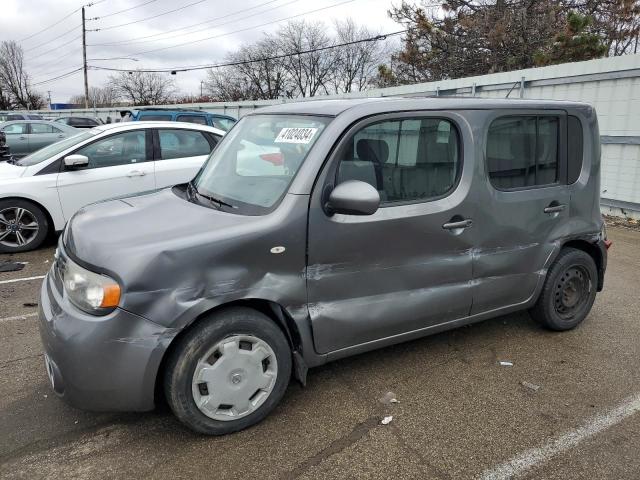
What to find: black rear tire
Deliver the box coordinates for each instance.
[530,247,598,331]
[0,199,49,253]
[164,307,292,435]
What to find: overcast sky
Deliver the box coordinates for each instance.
[1,0,400,103]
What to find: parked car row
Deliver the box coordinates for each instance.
[0,120,77,158]
[30,97,609,437]
[0,121,224,252]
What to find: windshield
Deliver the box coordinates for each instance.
[17,130,97,166]
[193,114,330,215]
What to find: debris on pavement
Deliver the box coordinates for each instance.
[23,302,38,307]
[499,361,514,367]
[521,381,541,392]
[0,261,25,273]
[381,416,393,425]
[379,391,399,405]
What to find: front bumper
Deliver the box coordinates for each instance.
[37,269,173,412]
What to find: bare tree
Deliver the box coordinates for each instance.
[204,67,257,101]
[233,36,292,99]
[0,40,44,109]
[107,71,177,105]
[276,20,335,97]
[203,18,391,101]
[69,85,119,107]
[331,19,388,93]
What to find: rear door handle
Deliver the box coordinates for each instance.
[544,204,566,214]
[19,136,26,140]
[127,170,146,177]
[442,219,473,230]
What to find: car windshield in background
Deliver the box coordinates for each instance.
[17,130,97,166]
[194,115,330,215]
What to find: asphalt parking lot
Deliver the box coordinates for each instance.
[0,226,639,479]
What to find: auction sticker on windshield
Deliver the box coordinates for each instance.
[274,127,318,144]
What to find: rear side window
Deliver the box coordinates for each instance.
[139,114,172,121]
[487,116,559,189]
[30,123,60,134]
[336,118,461,204]
[158,129,212,160]
[568,116,583,184]
[176,114,207,125]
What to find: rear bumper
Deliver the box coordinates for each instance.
[37,271,172,412]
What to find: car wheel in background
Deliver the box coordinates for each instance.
[530,247,598,331]
[0,199,49,253]
[164,307,292,435]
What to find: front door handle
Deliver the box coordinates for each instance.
[442,219,473,230]
[19,136,26,140]
[544,204,566,214]
[127,170,146,177]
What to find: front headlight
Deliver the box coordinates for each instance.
[62,258,121,314]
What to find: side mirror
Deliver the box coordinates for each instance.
[64,154,89,169]
[326,180,380,216]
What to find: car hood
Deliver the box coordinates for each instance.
[0,161,26,180]
[66,187,260,276]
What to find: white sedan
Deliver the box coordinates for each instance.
[0,121,224,253]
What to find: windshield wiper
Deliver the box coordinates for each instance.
[194,188,234,209]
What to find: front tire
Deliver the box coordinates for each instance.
[530,247,598,331]
[164,307,292,435]
[0,199,49,253]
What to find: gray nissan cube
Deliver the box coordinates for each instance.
[38,98,609,435]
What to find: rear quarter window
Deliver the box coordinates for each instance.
[568,115,584,184]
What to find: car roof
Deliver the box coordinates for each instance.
[0,119,74,127]
[253,96,594,117]
[91,121,226,136]
[132,107,234,117]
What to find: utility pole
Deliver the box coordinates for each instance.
[82,6,89,109]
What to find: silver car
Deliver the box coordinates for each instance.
[0,120,77,158]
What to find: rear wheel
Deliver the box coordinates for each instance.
[0,199,49,253]
[530,247,598,331]
[164,307,291,435]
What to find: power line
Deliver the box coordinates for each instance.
[32,64,84,80]
[24,24,82,53]
[89,0,159,20]
[88,0,288,47]
[90,0,209,31]
[112,0,357,58]
[91,0,301,49]
[20,5,82,42]
[89,29,406,74]
[32,67,84,86]
[30,48,83,74]
[27,34,83,62]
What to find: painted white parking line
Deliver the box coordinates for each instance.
[0,275,45,285]
[479,393,640,480]
[0,312,38,323]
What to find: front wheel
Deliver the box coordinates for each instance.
[0,199,49,253]
[530,247,598,331]
[164,307,292,435]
